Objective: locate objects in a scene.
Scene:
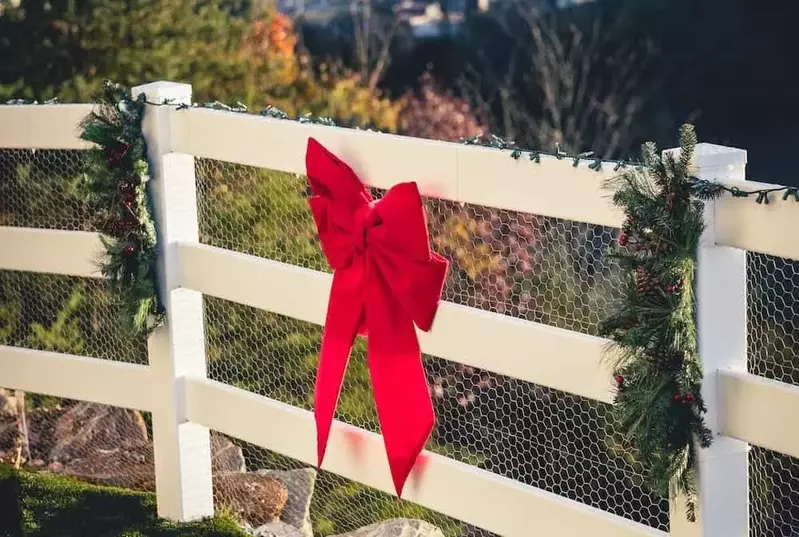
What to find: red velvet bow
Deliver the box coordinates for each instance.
[305,137,449,496]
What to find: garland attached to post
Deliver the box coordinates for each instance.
[79,81,164,334]
[598,124,713,520]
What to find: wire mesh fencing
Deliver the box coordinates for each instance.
[5,143,798,536]
[0,148,148,364]
[0,147,148,485]
[0,149,94,232]
[747,252,799,536]
[195,158,670,535]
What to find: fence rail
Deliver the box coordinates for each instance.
[178,242,616,403]
[2,82,799,537]
[185,377,664,537]
[0,345,153,410]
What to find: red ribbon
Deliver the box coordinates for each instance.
[305,137,449,496]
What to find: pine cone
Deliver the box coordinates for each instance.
[650,350,683,371]
[636,266,658,296]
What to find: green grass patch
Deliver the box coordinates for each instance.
[0,464,248,537]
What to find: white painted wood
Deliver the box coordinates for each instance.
[714,178,799,262]
[671,143,749,537]
[718,370,799,459]
[0,227,104,278]
[0,104,93,149]
[132,82,213,522]
[176,242,616,403]
[0,345,153,411]
[457,145,623,227]
[169,108,624,227]
[184,377,665,537]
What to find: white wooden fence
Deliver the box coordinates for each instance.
[1,81,799,537]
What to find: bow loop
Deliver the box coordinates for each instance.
[306,137,371,208]
[305,137,448,497]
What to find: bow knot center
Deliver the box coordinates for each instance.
[353,201,379,253]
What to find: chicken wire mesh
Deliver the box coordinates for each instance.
[195,158,670,534]
[0,147,148,365]
[0,147,148,480]
[8,144,798,534]
[0,390,154,492]
[0,149,94,231]
[747,252,799,536]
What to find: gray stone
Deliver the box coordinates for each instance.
[214,471,289,527]
[256,468,316,537]
[212,434,246,473]
[0,389,18,417]
[331,519,446,537]
[50,402,149,463]
[252,520,305,537]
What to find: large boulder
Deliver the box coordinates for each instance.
[331,520,446,537]
[60,444,155,491]
[252,520,305,537]
[50,402,149,463]
[214,471,289,527]
[212,434,246,473]
[256,468,316,537]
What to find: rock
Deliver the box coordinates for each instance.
[212,434,246,473]
[331,520,446,537]
[50,402,149,463]
[256,468,316,537]
[59,445,155,491]
[0,415,16,448]
[49,422,243,492]
[214,472,289,527]
[0,389,18,417]
[252,520,305,537]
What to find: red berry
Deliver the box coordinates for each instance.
[615,375,624,386]
[673,393,682,402]
[123,246,136,254]
[618,233,628,246]
[666,284,676,293]
[684,392,694,402]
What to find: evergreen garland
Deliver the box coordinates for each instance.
[599,124,713,521]
[79,81,164,334]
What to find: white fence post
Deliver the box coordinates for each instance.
[670,143,749,537]
[132,81,214,521]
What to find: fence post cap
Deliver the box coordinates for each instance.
[132,81,192,105]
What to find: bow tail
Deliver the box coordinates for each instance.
[315,266,364,468]
[366,272,435,497]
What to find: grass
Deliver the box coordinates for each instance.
[0,464,249,537]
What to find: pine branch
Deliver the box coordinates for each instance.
[82,81,164,335]
[600,124,711,522]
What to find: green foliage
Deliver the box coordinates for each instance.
[0,463,248,537]
[599,124,712,520]
[0,270,147,365]
[0,0,244,103]
[79,81,162,334]
[25,289,85,355]
[0,2,402,131]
